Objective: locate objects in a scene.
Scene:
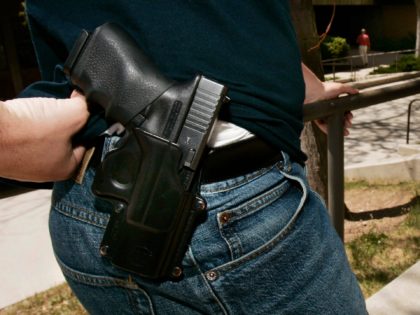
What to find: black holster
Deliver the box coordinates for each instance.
[64,23,227,280]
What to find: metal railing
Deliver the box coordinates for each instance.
[322,49,418,82]
[407,99,420,144]
[303,73,420,239]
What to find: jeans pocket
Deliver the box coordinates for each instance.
[57,257,155,315]
[217,177,304,265]
[50,207,156,315]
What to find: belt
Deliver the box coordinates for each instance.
[90,135,282,185]
[201,136,283,184]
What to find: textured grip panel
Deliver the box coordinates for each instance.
[65,23,174,125]
[178,77,227,171]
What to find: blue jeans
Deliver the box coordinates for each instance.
[50,137,367,314]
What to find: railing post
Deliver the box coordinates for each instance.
[327,111,345,240]
[407,99,420,144]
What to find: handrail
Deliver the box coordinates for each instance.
[322,49,419,83]
[322,49,416,65]
[303,76,420,240]
[304,77,420,121]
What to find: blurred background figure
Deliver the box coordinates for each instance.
[357,28,371,66]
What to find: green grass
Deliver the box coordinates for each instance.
[0,283,86,315]
[345,180,419,192]
[345,181,420,297]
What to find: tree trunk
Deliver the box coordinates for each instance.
[289,0,329,202]
[416,0,420,57]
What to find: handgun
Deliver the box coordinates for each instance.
[64,23,227,279]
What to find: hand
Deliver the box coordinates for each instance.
[0,91,89,182]
[301,63,359,136]
[308,81,358,136]
[313,111,353,136]
[304,81,359,105]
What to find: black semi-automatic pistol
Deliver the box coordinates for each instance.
[64,23,227,280]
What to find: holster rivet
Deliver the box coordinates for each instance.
[100,245,109,256]
[115,203,125,213]
[195,197,207,211]
[171,266,183,278]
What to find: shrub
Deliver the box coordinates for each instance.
[372,54,420,74]
[321,36,350,59]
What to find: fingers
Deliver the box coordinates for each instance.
[339,84,359,96]
[72,145,87,166]
[314,111,354,136]
[70,90,86,101]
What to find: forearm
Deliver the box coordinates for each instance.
[0,95,89,182]
[301,63,324,104]
[302,63,358,104]
[0,101,12,150]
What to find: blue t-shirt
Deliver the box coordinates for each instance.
[23,0,306,163]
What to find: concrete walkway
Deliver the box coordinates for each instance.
[0,66,419,310]
[366,261,420,315]
[344,88,420,182]
[338,66,420,182]
[0,189,64,309]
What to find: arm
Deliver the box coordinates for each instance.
[0,91,89,182]
[301,63,358,136]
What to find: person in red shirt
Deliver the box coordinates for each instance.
[357,28,371,66]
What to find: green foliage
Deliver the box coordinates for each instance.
[321,36,350,59]
[372,54,420,74]
[348,233,389,270]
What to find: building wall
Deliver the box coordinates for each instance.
[313,3,416,51]
[381,5,416,39]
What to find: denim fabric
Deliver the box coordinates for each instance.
[50,137,367,315]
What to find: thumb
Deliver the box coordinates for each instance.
[72,145,87,166]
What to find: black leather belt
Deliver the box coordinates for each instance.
[90,135,282,185]
[201,136,283,184]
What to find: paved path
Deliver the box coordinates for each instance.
[345,91,420,164]
[366,261,420,315]
[333,66,420,181]
[0,189,64,309]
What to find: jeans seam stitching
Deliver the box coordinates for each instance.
[60,258,155,315]
[200,164,277,194]
[188,247,229,315]
[125,286,156,315]
[218,177,289,259]
[223,179,289,223]
[56,255,156,301]
[56,200,109,219]
[53,202,108,228]
[210,171,308,274]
